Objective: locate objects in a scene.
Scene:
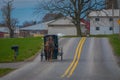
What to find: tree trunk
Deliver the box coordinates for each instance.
[9,29,14,38]
[75,21,82,37]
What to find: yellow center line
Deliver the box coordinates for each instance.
[61,38,84,78]
[67,37,86,78]
[61,37,86,78]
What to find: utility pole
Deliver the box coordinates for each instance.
[112,0,114,34]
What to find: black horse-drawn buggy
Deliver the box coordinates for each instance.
[41,35,63,61]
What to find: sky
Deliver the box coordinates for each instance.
[0,0,47,25]
[0,0,106,25]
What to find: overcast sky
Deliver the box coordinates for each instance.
[0,0,106,25]
[0,0,40,9]
[0,0,46,25]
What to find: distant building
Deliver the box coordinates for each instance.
[89,9,120,35]
[0,27,19,38]
[0,27,9,38]
[48,17,87,36]
[20,17,89,37]
[20,22,49,37]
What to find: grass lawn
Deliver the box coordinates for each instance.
[89,34,120,56]
[90,35,112,37]
[0,37,43,62]
[0,68,14,77]
[109,35,120,56]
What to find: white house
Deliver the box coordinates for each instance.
[48,17,86,36]
[89,9,120,35]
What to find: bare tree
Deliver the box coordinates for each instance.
[36,0,105,36]
[22,21,37,27]
[1,0,18,38]
[105,0,118,9]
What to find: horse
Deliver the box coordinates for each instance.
[44,40,49,61]
[48,36,55,61]
[44,36,55,61]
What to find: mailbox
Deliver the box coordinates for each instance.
[11,45,19,60]
[11,45,18,50]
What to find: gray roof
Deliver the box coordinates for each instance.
[0,27,9,33]
[89,9,120,17]
[20,21,52,31]
[48,17,85,26]
[48,17,74,26]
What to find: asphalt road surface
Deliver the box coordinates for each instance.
[0,38,120,80]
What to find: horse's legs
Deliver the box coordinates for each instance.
[50,48,54,60]
[47,50,49,60]
[46,51,48,61]
[45,50,47,61]
[50,51,52,60]
[46,47,49,61]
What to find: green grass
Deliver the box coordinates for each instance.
[0,68,14,77]
[0,37,43,62]
[90,34,120,56]
[109,34,120,56]
[63,34,113,37]
[90,34,113,37]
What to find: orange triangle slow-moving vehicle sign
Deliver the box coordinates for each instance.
[118,19,120,25]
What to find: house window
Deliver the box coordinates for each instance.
[95,18,100,21]
[109,27,113,30]
[96,27,100,30]
[109,18,113,21]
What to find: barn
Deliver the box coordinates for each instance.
[48,17,87,36]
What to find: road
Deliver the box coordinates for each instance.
[0,37,120,80]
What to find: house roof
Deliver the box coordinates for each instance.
[0,27,9,33]
[89,9,120,17]
[20,21,52,31]
[48,17,85,26]
[0,27,19,33]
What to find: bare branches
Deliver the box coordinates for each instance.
[35,0,105,36]
[1,0,18,38]
[105,0,118,9]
